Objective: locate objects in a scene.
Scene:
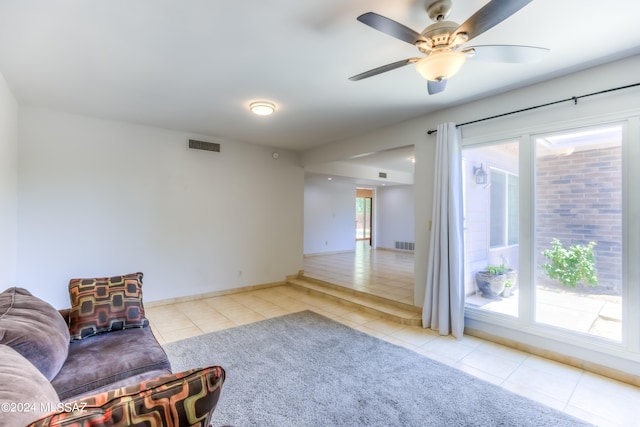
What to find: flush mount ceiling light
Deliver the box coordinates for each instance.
[250,101,275,116]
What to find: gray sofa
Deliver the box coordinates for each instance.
[0,284,224,427]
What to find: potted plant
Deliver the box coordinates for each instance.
[541,238,598,288]
[475,264,517,299]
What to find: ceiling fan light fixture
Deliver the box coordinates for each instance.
[449,31,468,47]
[250,101,275,116]
[415,50,466,81]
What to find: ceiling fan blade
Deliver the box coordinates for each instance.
[357,12,426,45]
[427,79,447,95]
[466,45,549,63]
[349,58,419,81]
[453,0,533,44]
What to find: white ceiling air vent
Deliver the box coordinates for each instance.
[188,139,220,153]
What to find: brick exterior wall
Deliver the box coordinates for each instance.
[535,146,622,293]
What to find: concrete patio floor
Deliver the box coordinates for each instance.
[466,288,622,341]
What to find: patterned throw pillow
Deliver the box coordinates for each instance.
[68,272,149,340]
[29,366,226,427]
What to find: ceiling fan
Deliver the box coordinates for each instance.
[349,0,548,95]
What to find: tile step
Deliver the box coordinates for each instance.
[287,276,422,326]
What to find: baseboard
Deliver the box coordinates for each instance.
[145,281,287,308]
[304,250,354,257]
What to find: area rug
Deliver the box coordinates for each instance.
[163,310,591,427]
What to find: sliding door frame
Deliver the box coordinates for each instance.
[462,110,640,372]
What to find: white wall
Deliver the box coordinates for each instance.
[303,175,356,255]
[302,179,416,256]
[0,72,18,286]
[376,185,414,250]
[17,108,304,308]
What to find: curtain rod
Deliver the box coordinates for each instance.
[426,82,640,135]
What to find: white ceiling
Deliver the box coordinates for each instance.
[1,0,639,160]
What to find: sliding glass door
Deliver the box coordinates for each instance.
[534,124,623,340]
[463,122,628,344]
[463,141,520,318]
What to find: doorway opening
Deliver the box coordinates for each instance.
[356,188,372,246]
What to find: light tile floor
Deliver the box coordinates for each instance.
[304,241,415,305]
[148,285,640,427]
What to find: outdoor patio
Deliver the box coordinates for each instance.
[466,288,622,341]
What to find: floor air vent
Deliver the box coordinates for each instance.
[188,139,220,152]
[395,241,415,251]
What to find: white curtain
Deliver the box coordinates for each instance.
[422,122,465,339]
